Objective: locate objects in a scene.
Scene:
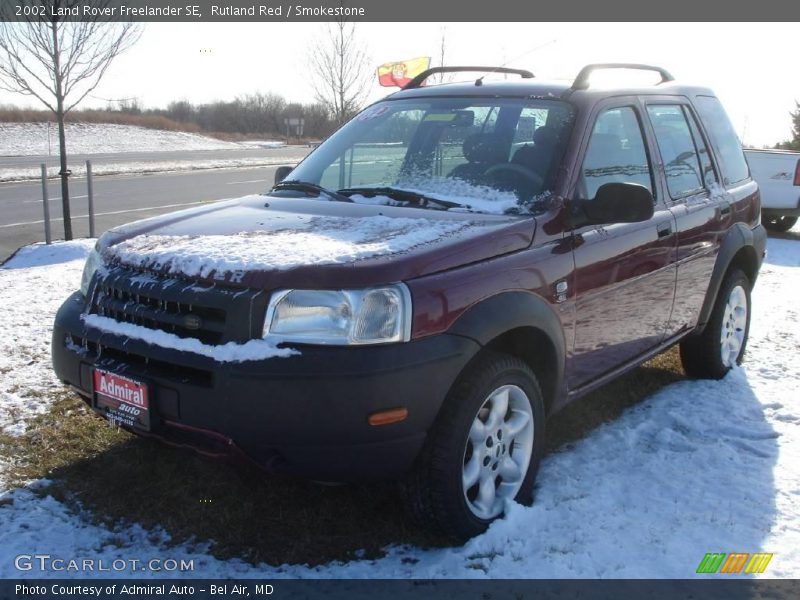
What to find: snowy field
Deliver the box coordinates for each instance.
[0,232,799,578]
[0,123,292,182]
[0,123,241,156]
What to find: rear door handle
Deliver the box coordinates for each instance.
[657,223,672,238]
[720,202,731,216]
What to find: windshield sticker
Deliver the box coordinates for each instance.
[423,113,458,122]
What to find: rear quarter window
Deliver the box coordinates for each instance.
[694,95,750,186]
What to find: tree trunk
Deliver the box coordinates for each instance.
[51,21,72,240]
[55,107,71,240]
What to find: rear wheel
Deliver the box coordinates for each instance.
[404,352,545,541]
[680,269,751,379]
[763,214,797,233]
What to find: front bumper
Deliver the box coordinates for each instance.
[52,292,479,481]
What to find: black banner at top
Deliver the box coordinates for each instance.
[1,0,799,22]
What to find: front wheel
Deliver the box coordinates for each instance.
[403,352,545,541]
[680,269,752,379]
[763,214,797,233]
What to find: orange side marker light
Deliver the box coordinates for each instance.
[368,407,408,426]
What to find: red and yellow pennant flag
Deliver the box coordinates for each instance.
[377,57,431,88]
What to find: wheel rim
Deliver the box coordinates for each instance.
[720,285,748,367]
[461,384,534,520]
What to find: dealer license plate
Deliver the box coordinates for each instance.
[93,369,150,431]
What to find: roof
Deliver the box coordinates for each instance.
[384,78,716,103]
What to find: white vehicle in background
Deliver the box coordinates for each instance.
[744,149,800,232]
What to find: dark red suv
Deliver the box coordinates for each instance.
[52,64,766,540]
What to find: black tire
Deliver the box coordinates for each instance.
[763,215,798,233]
[680,269,752,379]
[403,351,546,542]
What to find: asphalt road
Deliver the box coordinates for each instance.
[0,150,311,261]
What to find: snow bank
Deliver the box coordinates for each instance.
[0,157,300,183]
[238,140,287,149]
[0,123,239,156]
[106,216,474,278]
[0,238,799,578]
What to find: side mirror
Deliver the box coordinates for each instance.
[571,182,654,227]
[274,165,293,185]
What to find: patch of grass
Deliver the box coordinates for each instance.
[1,393,443,565]
[0,391,127,488]
[1,348,685,566]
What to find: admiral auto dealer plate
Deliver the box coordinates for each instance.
[93,368,151,431]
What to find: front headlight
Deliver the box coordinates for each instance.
[80,247,103,296]
[263,285,412,345]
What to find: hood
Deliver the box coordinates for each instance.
[100,194,536,289]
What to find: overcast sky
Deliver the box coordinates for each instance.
[1,22,796,147]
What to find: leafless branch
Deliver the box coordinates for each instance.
[307,8,371,125]
[0,0,142,240]
[0,1,142,116]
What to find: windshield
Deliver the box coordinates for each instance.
[283,97,575,214]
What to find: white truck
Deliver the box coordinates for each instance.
[744,148,800,232]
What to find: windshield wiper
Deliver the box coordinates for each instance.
[337,186,466,211]
[272,180,352,203]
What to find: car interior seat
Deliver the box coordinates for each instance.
[511,125,559,177]
[448,132,508,183]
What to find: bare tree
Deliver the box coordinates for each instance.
[308,10,371,126]
[0,1,141,239]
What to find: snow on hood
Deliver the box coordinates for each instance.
[105,215,475,279]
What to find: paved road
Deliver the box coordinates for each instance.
[0,161,308,261]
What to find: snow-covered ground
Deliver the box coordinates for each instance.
[238,140,291,150]
[0,123,293,182]
[0,233,799,578]
[0,123,241,156]
[0,157,299,184]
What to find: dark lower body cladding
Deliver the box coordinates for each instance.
[52,292,479,481]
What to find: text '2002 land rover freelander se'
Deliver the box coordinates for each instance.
[53,64,766,540]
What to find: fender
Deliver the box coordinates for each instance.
[447,291,567,402]
[696,223,767,331]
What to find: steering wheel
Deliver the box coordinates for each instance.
[484,163,544,191]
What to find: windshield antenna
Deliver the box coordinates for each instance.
[475,39,557,86]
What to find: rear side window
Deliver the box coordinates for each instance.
[646,105,703,198]
[694,96,750,186]
[685,107,718,186]
[578,106,654,200]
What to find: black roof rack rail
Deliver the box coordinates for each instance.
[570,63,675,91]
[403,66,535,90]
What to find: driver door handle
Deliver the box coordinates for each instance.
[657,223,672,238]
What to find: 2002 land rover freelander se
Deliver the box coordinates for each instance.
[53,64,767,540]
